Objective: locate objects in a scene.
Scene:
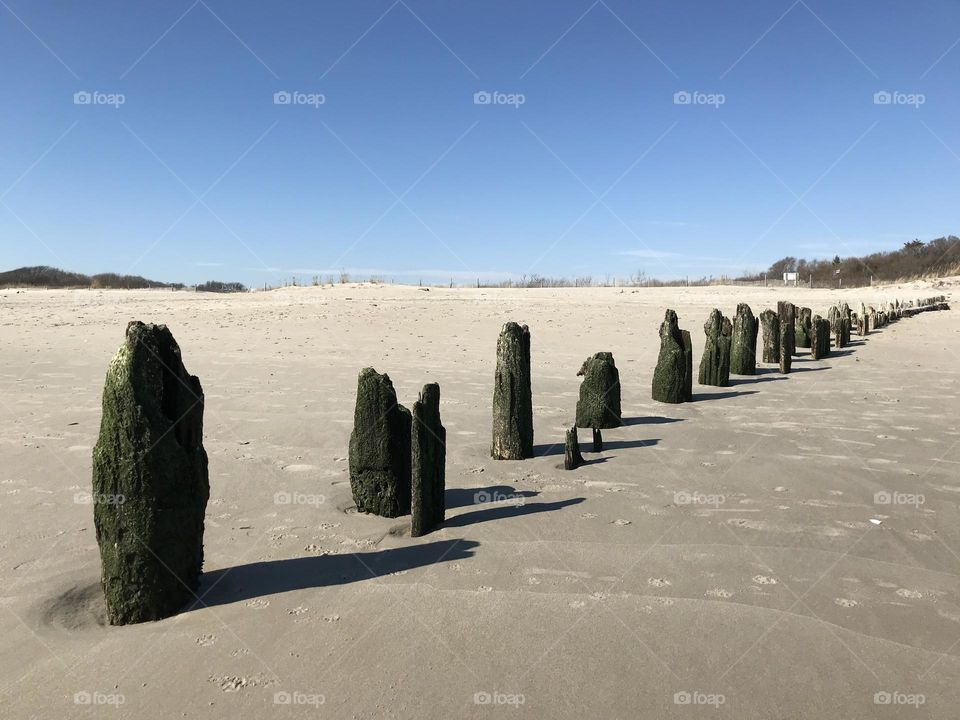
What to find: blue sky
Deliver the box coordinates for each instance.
[1,0,958,286]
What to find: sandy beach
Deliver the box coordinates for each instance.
[2,279,958,719]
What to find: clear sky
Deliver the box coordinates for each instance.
[1,0,958,286]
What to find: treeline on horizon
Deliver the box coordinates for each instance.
[738,235,960,284]
[0,266,247,293]
[483,235,960,288]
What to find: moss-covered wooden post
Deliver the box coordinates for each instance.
[730,303,758,375]
[652,310,690,403]
[779,320,793,374]
[491,322,534,459]
[575,352,622,451]
[699,309,732,387]
[92,321,209,625]
[795,307,813,349]
[759,309,779,364]
[349,368,412,517]
[777,301,796,358]
[411,383,445,537]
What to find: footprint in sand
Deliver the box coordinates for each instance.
[477,586,493,592]
[288,606,308,616]
[196,634,216,646]
[648,578,671,588]
[896,588,923,599]
[612,519,632,526]
[322,615,340,623]
[834,598,860,608]
[580,513,598,519]
[246,599,270,609]
[569,600,586,609]
[752,575,778,585]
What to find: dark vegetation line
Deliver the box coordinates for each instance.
[3,236,958,292]
[0,266,247,293]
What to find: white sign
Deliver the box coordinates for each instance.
[783,272,798,282]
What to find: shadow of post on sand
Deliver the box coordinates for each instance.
[193,538,479,610]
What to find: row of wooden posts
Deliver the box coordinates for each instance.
[89,296,948,624]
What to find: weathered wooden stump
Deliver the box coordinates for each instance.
[491,322,534,460]
[795,307,813,349]
[652,310,690,403]
[699,309,732,387]
[730,303,758,375]
[779,320,793,374]
[777,301,797,358]
[759,309,780,363]
[575,352,622,438]
[349,368,412,517]
[564,425,584,470]
[93,321,210,625]
[411,383,445,537]
[810,315,831,359]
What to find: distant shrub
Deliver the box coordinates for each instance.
[0,266,182,289]
[195,281,247,293]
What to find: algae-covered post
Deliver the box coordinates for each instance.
[349,368,412,517]
[795,307,813,349]
[759,309,779,364]
[575,352,622,451]
[777,301,796,358]
[491,322,534,460]
[652,310,691,403]
[92,321,209,625]
[411,383,445,537]
[730,303,758,375]
[699,309,732,387]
